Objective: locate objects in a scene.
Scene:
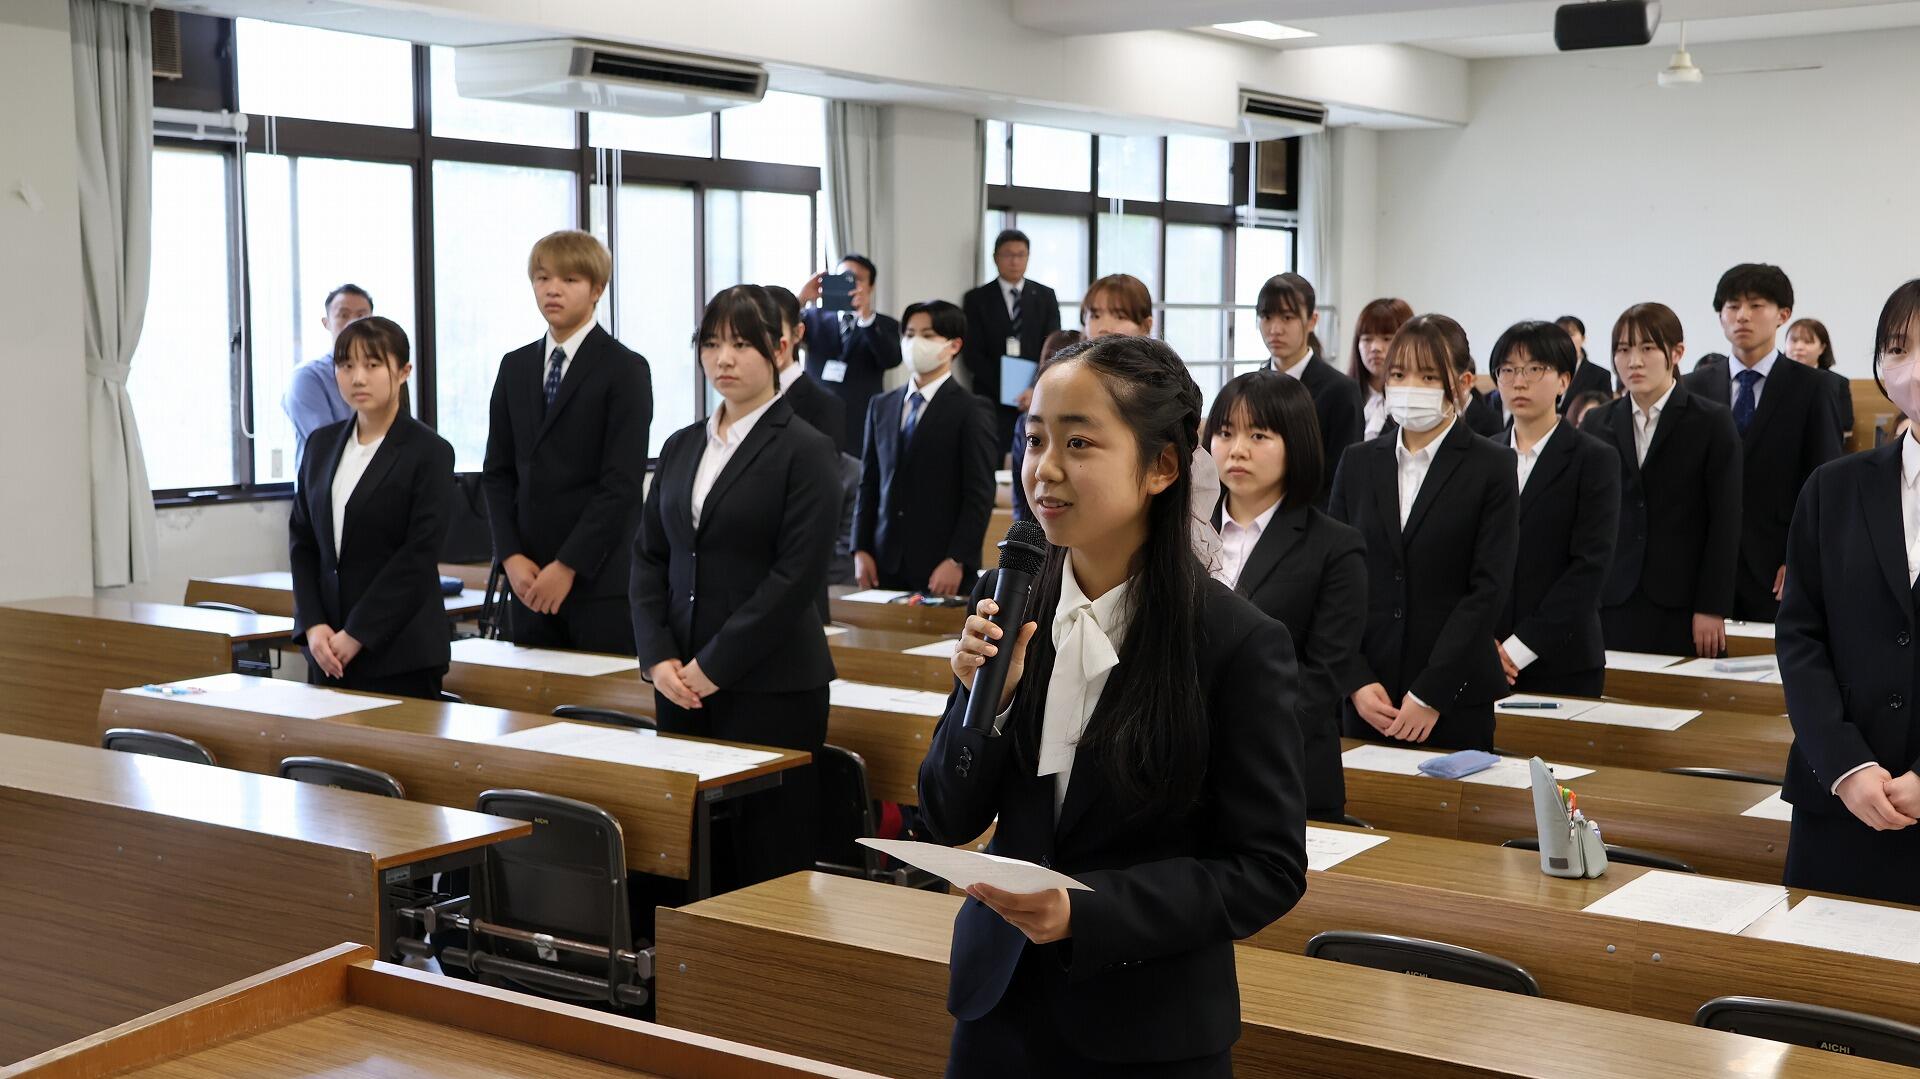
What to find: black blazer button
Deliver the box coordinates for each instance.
[1899,631,1911,647]
[1892,694,1906,710]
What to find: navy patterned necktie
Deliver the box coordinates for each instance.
[544,346,566,410]
[903,390,926,448]
[1008,286,1023,334]
[1733,368,1760,435]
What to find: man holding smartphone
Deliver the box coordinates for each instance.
[798,254,902,453]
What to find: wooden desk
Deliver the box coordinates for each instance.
[826,626,953,693]
[1341,739,1789,882]
[99,675,809,894]
[185,568,489,620]
[1493,700,1791,779]
[0,597,295,746]
[979,508,1013,569]
[827,592,967,637]
[655,871,1905,1079]
[0,735,526,1065]
[1605,664,1785,715]
[6,943,876,1077]
[1725,622,1776,657]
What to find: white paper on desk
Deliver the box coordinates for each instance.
[1304,826,1390,871]
[901,639,959,659]
[830,679,949,716]
[1605,650,1687,672]
[1726,621,1777,639]
[1740,789,1795,821]
[1339,744,1436,775]
[857,838,1090,892]
[1744,896,1920,963]
[1461,758,1594,788]
[1581,870,1787,935]
[841,589,910,604]
[486,722,779,782]
[128,677,402,720]
[1663,656,1780,683]
[1570,702,1701,731]
[448,637,640,677]
[1494,695,1603,720]
[822,625,849,638]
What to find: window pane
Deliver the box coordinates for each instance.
[245,154,417,485]
[704,189,813,295]
[236,19,412,128]
[1165,309,1225,368]
[1166,134,1234,206]
[589,110,713,157]
[1015,213,1088,303]
[719,92,825,167]
[984,120,1008,186]
[612,185,697,456]
[1234,225,1294,306]
[981,209,1008,283]
[129,149,235,491]
[1164,224,1223,305]
[1096,135,1162,202]
[1095,213,1161,303]
[432,161,576,471]
[429,46,575,149]
[1233,308,1267,362]
[1011,124,1091,192]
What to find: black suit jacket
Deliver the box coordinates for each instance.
[917,572,1307,1063]
[1328,420,1519,736]
[801,309,902,451]
[290,416,456,677]
[630,396,841,692]
[1580,382,1742,615]
[1823,367,1856,437]
[1778,441,1920,817]
[1221,501,1368,814]
[782,368,848,456]
[962,279,1062,410]
[481,325,652,600]
[1261,357,1365,502]
[1464,390,1505,438]
[1559,359,1614,414]
[1497,423,1620,681]
[854,381,998,591]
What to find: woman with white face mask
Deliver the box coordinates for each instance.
[1327,314,1520,751]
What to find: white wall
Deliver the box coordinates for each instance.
[0,0,94,602]
[1370,25,1920,377]
[99,501,292,605]
[1331,125,1380,349]
[878,106,981,313]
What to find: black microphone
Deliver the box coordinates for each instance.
[963,520,1050,734]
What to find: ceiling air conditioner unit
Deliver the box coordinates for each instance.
[454,40,767,117]
[1238,90,1327,141]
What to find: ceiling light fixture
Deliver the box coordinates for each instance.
[1211,20,1317,41]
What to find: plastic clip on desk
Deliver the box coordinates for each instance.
[1531,757,1608,878]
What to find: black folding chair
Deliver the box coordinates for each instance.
[1695,996,1920,1067]
[813,743,940,889]
[1305,931,1541,996]
[553,705,656,731]
[1501,837,1695,872]
[277,756,406,798]
[101,728,217,766]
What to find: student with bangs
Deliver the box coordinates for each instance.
[1348,297,1414,441]
[1329,315,1519,751]
[1487,321,1620,697]
[1555,314,1615,412]
[1579,303,1741,658]
[630,284,841,889]
[290,317,456,700]
[1207,371,1367,819]
[1784,317,1854,441]
[1255,273,1363,488]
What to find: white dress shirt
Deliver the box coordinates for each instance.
[1038,558,1135,818]
[1276,350,1314,380]
[1631,383,1676,466]
[329,428,385,558]
[1831,430,1920,795]
[902,369,952,429]
[998,277,1024,318]
[1395,415,1455,529]
[1728,349,1779,408]
[1363,389,1388,440]
[777,362,804,395]
[543,320,596,383]
[1219,499,1281,590]
[690,393,778,528]
[1511,420,1558,493]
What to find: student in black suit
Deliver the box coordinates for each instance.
[1349,298,1415,442]
[798,254,902,452]
[1487,322,1620,697]
[1786,317,1855,441]
[1329,315,1518,752]
[1207,371,1366,820]
[631,285,841,890]
[290,317,456,700]
[1777,280,1920,905]
[1681,264,1842,623]
[1555,315,1614,413]
[482,230,652,655]
[920,334,1307,1074]
[1255,273,1363,496]
[963,229,1063,455]
[1580,303,1741,658]
[768,284,858,601]
[854,300,998,597]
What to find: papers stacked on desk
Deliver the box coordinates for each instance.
[1663,656,1781,684]
[830,680,949,716]
[900,639,959,658]
[840,589,911,604]
[1582,870,1787,934]
[1304,826,1390,872]
[1340,744,1592,785]
[128,677,402,720]
[449,637,640,677]
[485,721,780,782]
[1739,789,1795,821]
[857,838,1089,892]
[1497,695,1699,730]
[1604,650,1687,672]
[1744,896,1920,963]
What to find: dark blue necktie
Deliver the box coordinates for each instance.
[1008,286,1023,334]
[544,346,565,411]
[903,390,925,448]
[1733,368,1760,435]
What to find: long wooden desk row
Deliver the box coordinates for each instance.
[0,734,528,1066]
[655,870,1913,1079]
[6,944,876,1078]
[184,565,490,621]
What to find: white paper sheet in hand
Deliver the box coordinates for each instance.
[1605,650,1687,672]
[1744,896,1920,963]
[901,639,959,658]
[1568,702,1700,731]
[486,722,780,782]
[829,679,949,716]
[1581,870,1787,935]
[1494,695,1603,719]
[1461,758,1594,788]
[448,637,640,677]
[840,589,910,604]
[858,839,1090,892]
[1304,826,1390,871]
[130,677,402,720]
[1740,790,1795,821]
[1339,744,1437,775]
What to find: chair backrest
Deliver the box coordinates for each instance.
[812,743,877,874]
[552,705,655,731]
[1695,996,1920,1067]
[277,756,406,798]
[101,728,217,766]
[471,789,630,1000]
[1305,931,1541,996]
[1501,837,1695,873]
[1663,767,1783,786]
[191,600,258,615]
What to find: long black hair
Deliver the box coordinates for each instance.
[1010,334,1210,817]
[1204,370,1324,509]
[1871,279,1920,399]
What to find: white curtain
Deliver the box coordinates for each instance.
[825,101,882,272]
[71,0,155,587]
[1295,129,1337,359]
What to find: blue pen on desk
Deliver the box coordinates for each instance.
[1504,702,1561,710]
[140,684,203,697]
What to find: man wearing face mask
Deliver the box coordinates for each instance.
[853,299,999,597]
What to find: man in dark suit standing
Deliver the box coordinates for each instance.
[1681,263,1842,623]
[798,254,901,453]
[854,300,997,597]
[482,230,652,654]
[962,229,1062,455]
[1256,273,1362,500]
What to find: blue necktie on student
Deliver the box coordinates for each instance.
[544,346,565,411]
[1733,368,1760,435]
[903,390,926,449]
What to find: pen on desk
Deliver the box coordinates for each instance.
[1504,701,1561,710]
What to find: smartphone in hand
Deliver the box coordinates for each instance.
[821,270,857,312]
